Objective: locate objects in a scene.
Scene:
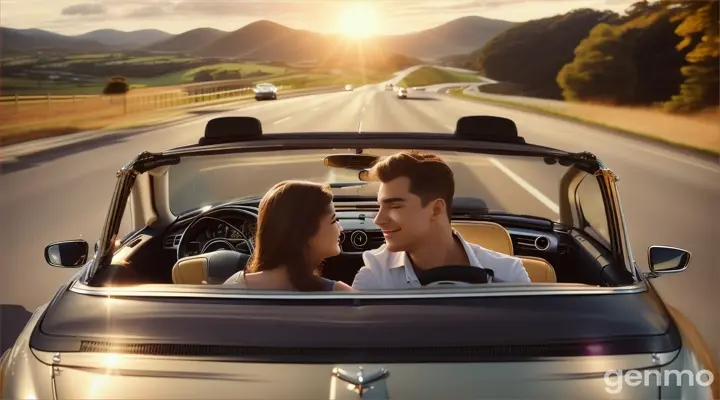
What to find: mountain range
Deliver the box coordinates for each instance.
[1,16,514,61]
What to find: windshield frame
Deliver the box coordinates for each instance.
[82,133,639,293]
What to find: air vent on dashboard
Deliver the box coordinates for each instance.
[515,235,536,249]
[534,236,550,251]
[514,235,551,252]
[164,235,181,249]
[367,231,385,247]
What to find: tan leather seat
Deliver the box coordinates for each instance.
[451,221,514,254]
[172,250,250,284]
[519,256,557,283]
[172,255,210,284]
[451,221,557,283]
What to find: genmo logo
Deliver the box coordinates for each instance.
[604,369,715,394]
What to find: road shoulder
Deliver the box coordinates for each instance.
[446,89,719,160]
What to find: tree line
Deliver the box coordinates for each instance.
[469,0,718,112]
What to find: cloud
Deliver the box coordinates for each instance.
[125,2,175,18]
[126,6,168,18]
[61,2,107,16]
[171,0,332,17]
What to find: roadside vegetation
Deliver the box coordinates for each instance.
[445,1,718,114]
[448,88,720,157]
[398,66,482,87]
[0,55,400,147]
[0,54,296,95]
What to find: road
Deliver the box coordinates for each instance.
[1,78,718,358]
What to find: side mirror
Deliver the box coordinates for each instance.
[647,245,691,277]
[44,240,89,268]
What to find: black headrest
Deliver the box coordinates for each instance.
[200,117,263,145]
[204,250,251,284]
[454,116,524,144]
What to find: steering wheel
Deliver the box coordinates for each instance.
[176,206,258,262]
[417,265,495,287]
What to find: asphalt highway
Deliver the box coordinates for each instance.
[1,80,718,358]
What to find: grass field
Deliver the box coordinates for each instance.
[1,55,393,96]
[398,66,482,87]
[0,64,388,146]
[0,53,297,95]
[271,70,393,89]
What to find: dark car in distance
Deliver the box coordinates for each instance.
[254,83,278,100]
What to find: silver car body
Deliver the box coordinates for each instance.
[2,122,717,400]
[254,83,277,100]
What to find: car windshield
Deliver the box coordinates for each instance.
[166,148,610,242]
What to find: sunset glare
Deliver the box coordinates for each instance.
[337,3,379,38]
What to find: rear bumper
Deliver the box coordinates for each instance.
[255,92,277,100]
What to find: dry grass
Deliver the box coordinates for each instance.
[0,106,191,146]
[0,89,253,147]
[546,101,719,153]
[452,90,720,156]
[0,85,339,147]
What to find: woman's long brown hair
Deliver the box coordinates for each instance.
[245,180,334,291]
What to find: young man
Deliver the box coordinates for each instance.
[351,151,531,290]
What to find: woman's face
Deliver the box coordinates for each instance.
[307,204,343,263]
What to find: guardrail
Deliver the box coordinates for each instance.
[0,85,291,111]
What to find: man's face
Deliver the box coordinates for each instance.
[374,176,438,252]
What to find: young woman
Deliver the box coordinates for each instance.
[224,180,354,292]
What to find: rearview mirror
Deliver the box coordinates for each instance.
[647,245,690,277]
[324,154,379,170]
[44,240,89,268]
[358,170,371,181]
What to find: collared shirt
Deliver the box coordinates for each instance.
[351,230,531,290]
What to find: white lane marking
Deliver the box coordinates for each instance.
[358,120,363,133]
[630,145,719,173]
[273,116,292,124]
[452,96,720,173]
[489,158,559,214]
[445,95,720,173]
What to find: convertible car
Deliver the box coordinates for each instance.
[1,115,717,399]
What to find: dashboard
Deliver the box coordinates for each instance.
[164,216,256,257]
[162,209,566,258]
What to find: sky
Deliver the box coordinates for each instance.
[0,0,639,36]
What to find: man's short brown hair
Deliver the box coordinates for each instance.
[370,151,454,219]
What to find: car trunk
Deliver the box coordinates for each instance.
[51,352,667,399]
[34,288,683,399]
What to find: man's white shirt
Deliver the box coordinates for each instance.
[352,230,531,290]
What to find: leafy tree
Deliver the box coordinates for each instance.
[193,70,214,82]
[557,24,636,103]
[103,76,129,94]
[559,2,688,105]
[620,4,688,104]
[663,0,719,112]
[473,9,621,99]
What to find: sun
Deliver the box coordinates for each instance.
[337,3,379,38]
